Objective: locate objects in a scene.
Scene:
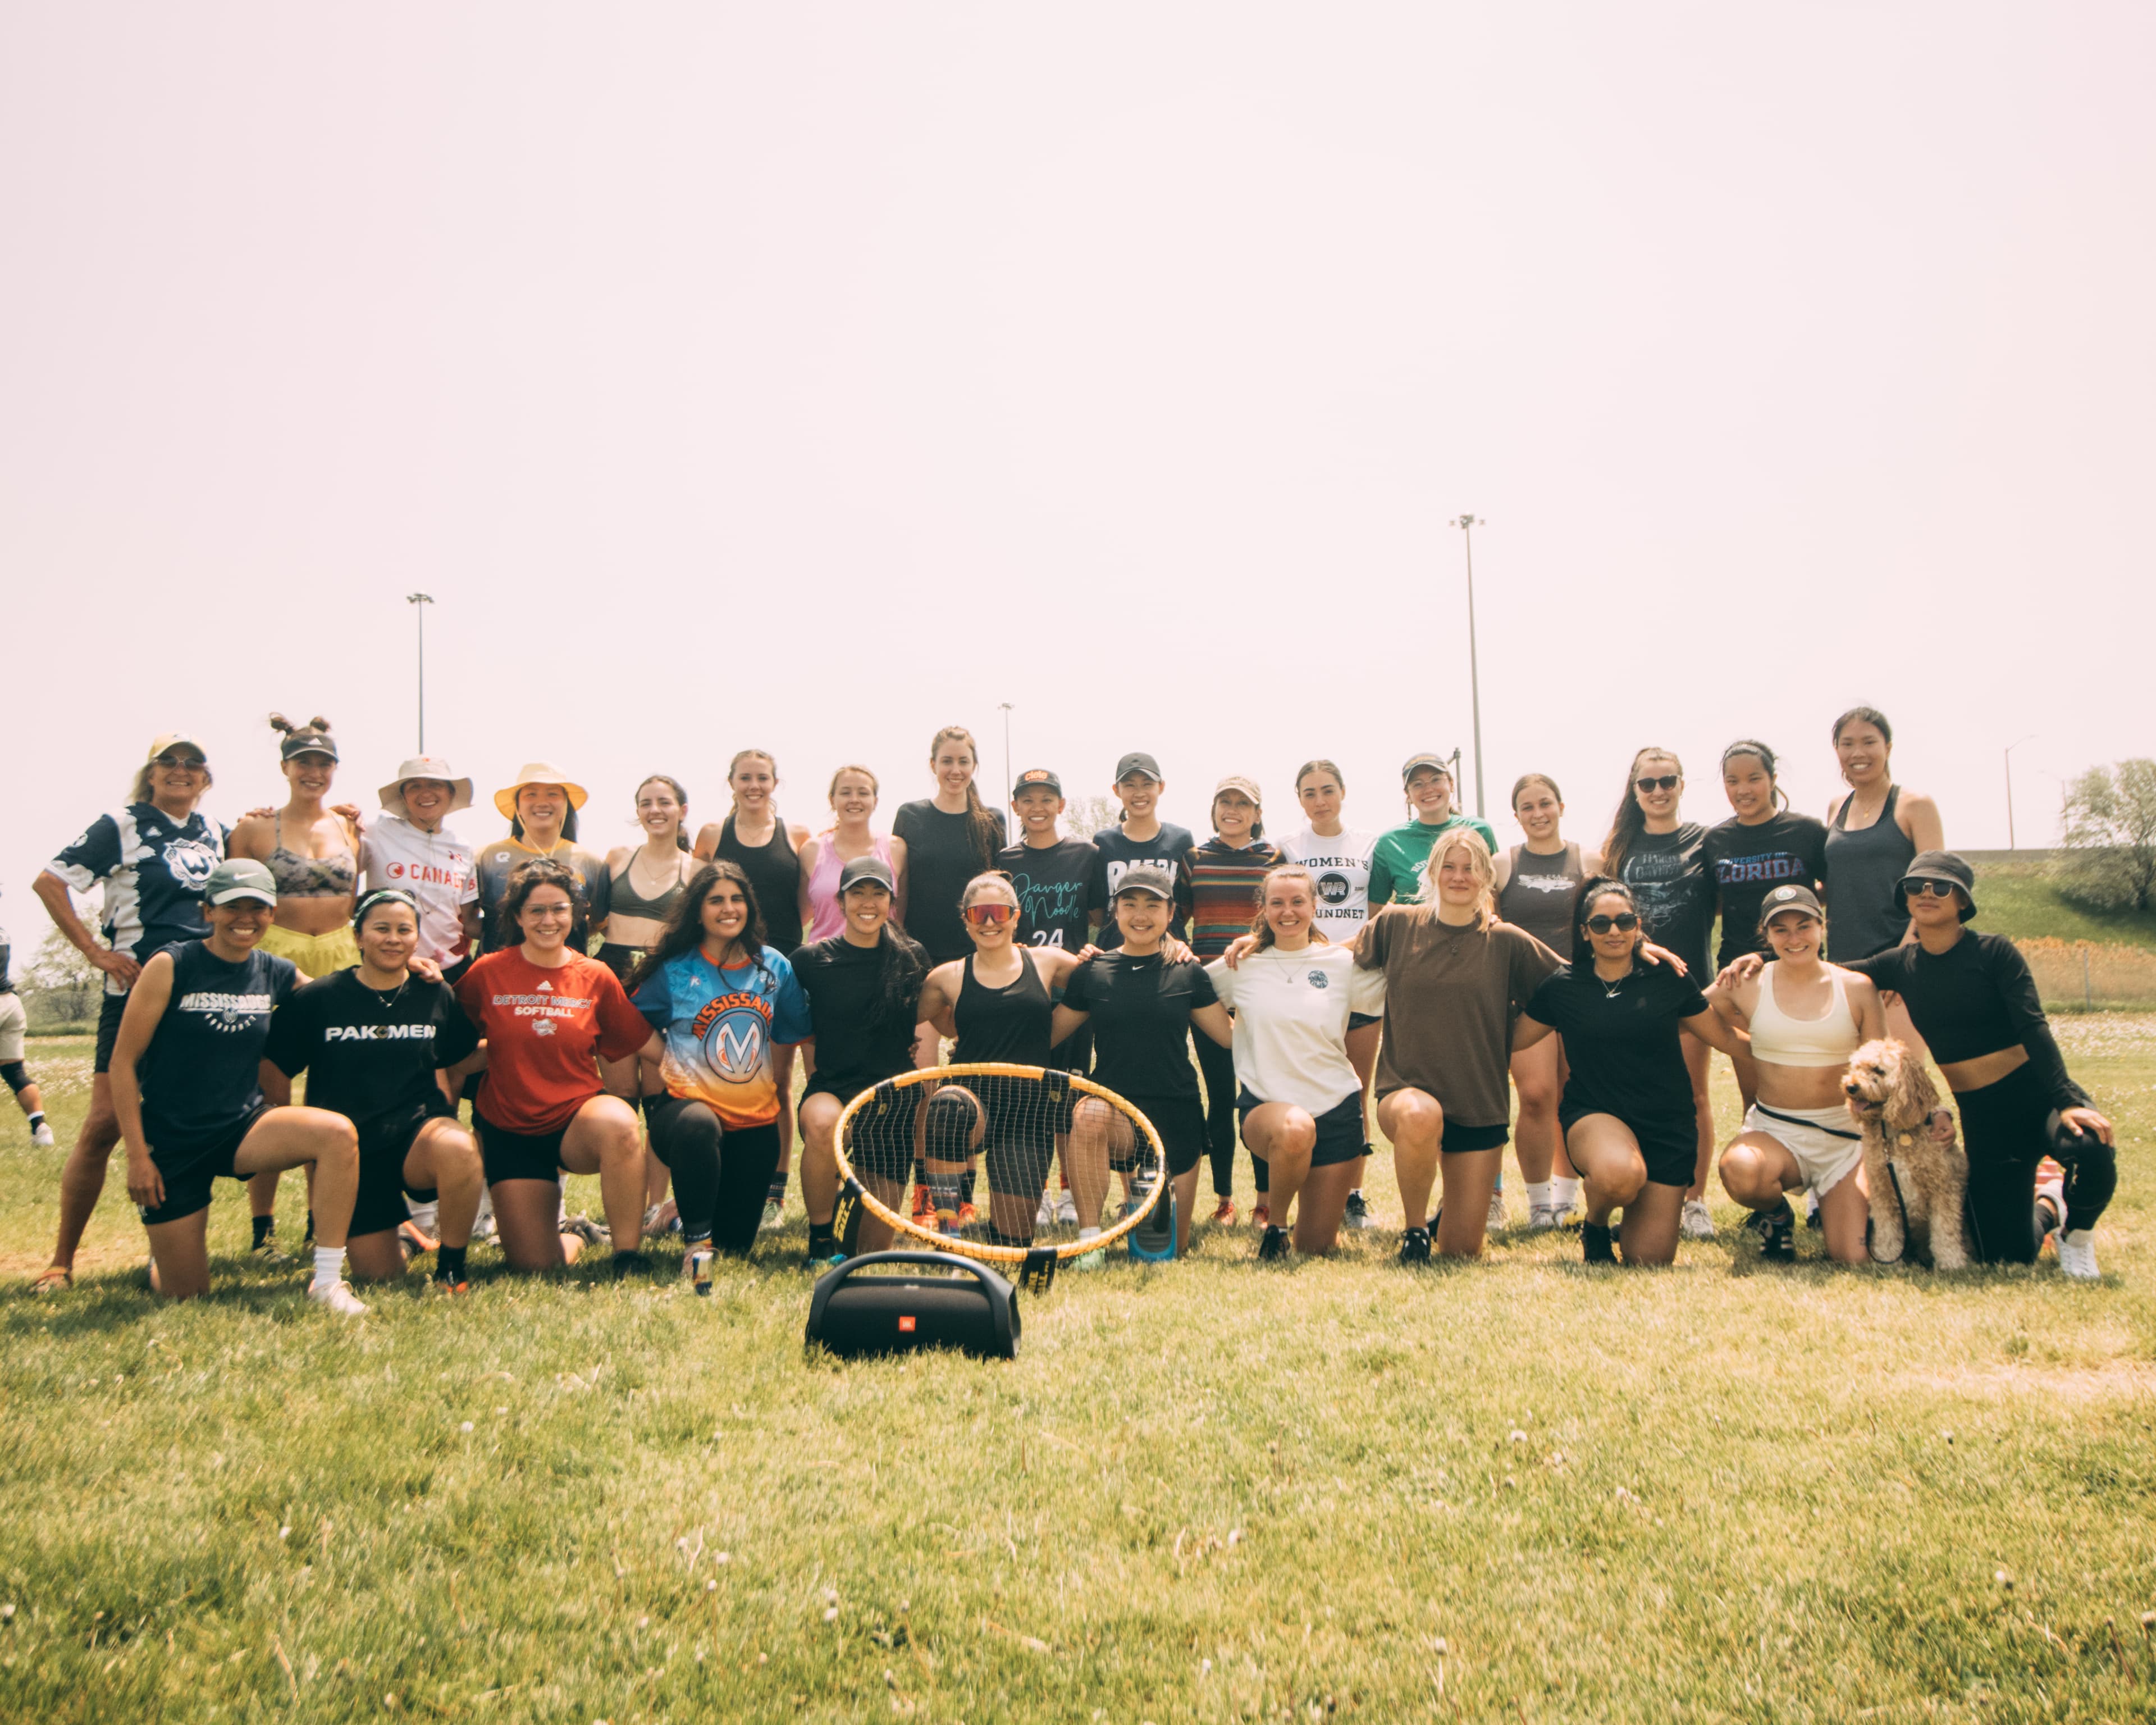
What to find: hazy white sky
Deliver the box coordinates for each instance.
[4,5,2152,949]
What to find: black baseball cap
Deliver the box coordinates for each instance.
[1401,752,1454,782]
[1013,768,1063,797]
[1113,864,1176,901]
[1758,883,1824,927]
[838,855,897,895]
[1897,851,1978,920]
[1114,752,1163,784]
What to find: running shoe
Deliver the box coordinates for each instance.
[1486,1192,1507,1232]
[1803,1194,1822,1231]
[1209,1196,1237,1226]
[252,1236,291,1267]
[470,1205,499,1247]
[1070,1229,1106,1270]
[1758,1199,1796,1264]
[428,1273,471,1297]
[1035,1189,1058,1229]
[1397,1225,1431,1266]
[561,1213,610,1248]
[2034,1174,2066,1242]
[1342,1189,1376,1230]
[1526,1203,1561,1231]
[682,1246,715,1295]
[1055,1190,1078,1227]
[1258,1224,1291,1263]
[759,1198,783,1233]
[307,1280,368,1317]
[1582,1222,1616,1264]
[398,1219,438,1257]
[1251,1203,1271,1230]
[956,1201,978,1231]
[911,1183,934,1224]
[1679,1198,1716,1240]
[30,1122,54,1148]
[2055,1227,2100,1280]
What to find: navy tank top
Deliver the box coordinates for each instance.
[139,941,296,1150]
[1826,786,1917,960]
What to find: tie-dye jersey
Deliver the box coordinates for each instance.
[631,946,812,1128]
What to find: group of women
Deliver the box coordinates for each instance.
[21,706,2118,1307]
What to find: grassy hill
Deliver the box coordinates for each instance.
[1963,850,2156,950]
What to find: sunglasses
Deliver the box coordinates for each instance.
[963,903,1016,926]
[153,754,208,771]
[1903,879,1960,899]
[1585,912,1641,934]
[1634,774,1680,792]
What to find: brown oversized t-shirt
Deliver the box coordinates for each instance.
[1353,906,1562,1125]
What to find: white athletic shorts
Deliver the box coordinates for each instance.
[0,992,25,1064]
[1743,1101,1863,1195]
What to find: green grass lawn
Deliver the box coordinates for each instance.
[1965,852,2156,952]
[2,1027,2153,1723]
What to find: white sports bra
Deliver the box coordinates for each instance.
[1747,964,1859,1067]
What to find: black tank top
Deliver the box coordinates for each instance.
[953,950,1052,1066]
[717,814,802,952]
[1826,785,1917,960]
[140,940,296,1149]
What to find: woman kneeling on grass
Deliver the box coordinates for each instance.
[109,859,367,1313]
[1206,865,1385,1261]
[265,889,487,1292]
[1515,879,1745,1266]
[1705,884,1885,1265]
[456,860,655,1277]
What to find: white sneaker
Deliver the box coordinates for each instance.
[1068,1228,1104,1270]
[1526,1202,1560,1231]
[758,1198,782,1233]
[682,1246,714,1295]
[469,1210,499,1247]
[2056,1227,2099,1280]
[1680,1198,1716,1239]
[1486,1192,1507,1231]
[307,1280,368,1317]
[1055,1190,1079,1226]
[31,1122,55,1148]
[1035,1189,1058,1228]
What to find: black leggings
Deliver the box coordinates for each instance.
[1955,1062,2117,1264]
[1193,1035,1266,1197]
[645,1096,783,1256]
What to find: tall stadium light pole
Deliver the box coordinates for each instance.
[997,703,1014,809]
[1450,515,1487,818]
[407,593,435,751]
[2004,733,2037,850]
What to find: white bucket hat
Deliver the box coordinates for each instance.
[379,756,475,819]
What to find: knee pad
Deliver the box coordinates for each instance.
[924,1088,976,1158]
[0,1061,26,1094]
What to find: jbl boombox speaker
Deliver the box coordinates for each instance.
[804,1251,1022,1360]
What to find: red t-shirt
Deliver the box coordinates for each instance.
[455,948,651,1134]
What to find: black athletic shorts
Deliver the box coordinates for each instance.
[138,1105,267,1227]
[1121,1092,1207,1180]
[350,1106,450,1238]
[94,990,130,1074]
[1347,1011,1381,1033]
[1442,1119,1509,1155]
[1559,1103,1694,1188]
[476,1116,568,1185]
[839,1082,920,1185]
[1236,1088,1367,1168]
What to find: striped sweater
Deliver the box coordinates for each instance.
[1185,838,1288,957]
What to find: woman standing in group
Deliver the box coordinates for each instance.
[1278,759,1382,1230]
[227,716,360,980]
[108,859,367,1312]
[1705,884,1885,1265]
[1515,879,1746,1266]
[33,733,231,1293]
[1825,707,1944,962]
[894,727,1008,974]
[1366,752,1499,910]
[265,889,488,1291]
[627,861,813,1286]
[360,755,480,978]
[695,750,812,953]
[599,775,700,982]
[1353,833,1562,1265]
[475,764,614,953]
[1054,866,1233,1258]
[1088,752,1196,944]
[794,856,931,1266]
[1598,749,1719,1240]
[799,766,909,943]
[1186,778,1286,1227]
[1493,774,1595,1231]
[1207,865,1385,1261]
[455,860,652,1275]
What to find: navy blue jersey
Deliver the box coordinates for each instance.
[50,805,229,988]
[0,924,12,994]
[138,941,297,1152]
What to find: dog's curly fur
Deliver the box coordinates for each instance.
[1842,1038,1970,1270]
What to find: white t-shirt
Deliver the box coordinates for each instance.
[360,813,478,966]
[1205,942,1385,1115]
[1279,824,1377,941]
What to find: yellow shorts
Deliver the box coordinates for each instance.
[258,922,361,979]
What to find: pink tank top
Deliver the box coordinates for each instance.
[804,831,896,941]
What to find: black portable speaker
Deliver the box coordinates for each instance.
[804,1251,1021,1360]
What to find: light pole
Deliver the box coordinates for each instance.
[996,703,1014,812]
[1450,515,1487,818]
[2004,733,2037,850]
[406,593,434,751]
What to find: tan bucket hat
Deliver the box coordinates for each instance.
[494,762,590,820]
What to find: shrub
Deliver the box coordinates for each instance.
[2053,759,2156,912]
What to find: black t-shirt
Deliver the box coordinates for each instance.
[1847,934,2088,1110]
[1524,963,1707,1140]
[1615,823,1712,978]
[997,838,1098,951]
[138,941,297,1151]
[1088,824,1196,948]
[1060,950,1216,1099]
[893,800,1008,964]
[1703,811,1830,966]
[265,969,479,1130]
[790,932,928,1090]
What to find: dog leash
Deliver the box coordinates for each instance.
[1867,1157,1913,1266]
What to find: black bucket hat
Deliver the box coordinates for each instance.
[1895,850,1977,921]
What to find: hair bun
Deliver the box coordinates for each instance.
[268,712,294,733]
[310,715,332,732]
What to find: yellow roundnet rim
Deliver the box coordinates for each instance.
[832,1062,1167,1264]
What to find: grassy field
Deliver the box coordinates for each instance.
[1965,852,2156,953]
[1,1025,2153,1723]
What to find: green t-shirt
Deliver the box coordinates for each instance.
[1367,814,1501,907]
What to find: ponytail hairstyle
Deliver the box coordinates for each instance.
[929,725,1003,867]
[635,773,693,851]
[1249,863,1331,952]
[1569,877,1645,978]
[828,763,880,805]
[870,923,930,1031]
[1511,772,1562,809]
[1600,747,1683,883]
[1720,738,1789,810]
[625,861,770,996]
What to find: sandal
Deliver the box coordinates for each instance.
[31,1265,72,1294]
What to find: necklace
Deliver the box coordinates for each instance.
[631,844,680,900]
[1598,968,1631,1000]
[363,971,411,1011]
